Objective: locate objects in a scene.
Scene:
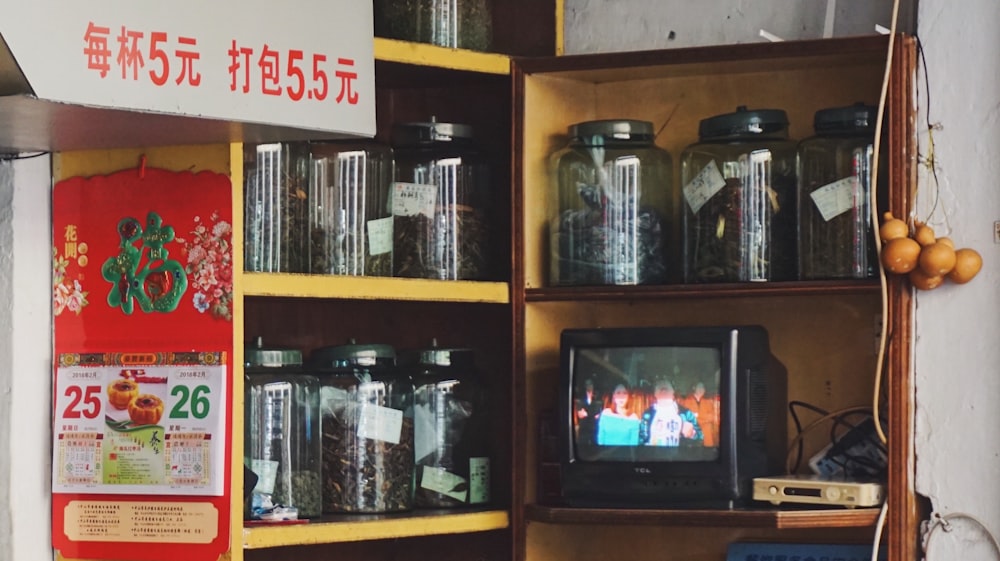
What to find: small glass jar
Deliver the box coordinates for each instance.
[308,141,394,277]
[245,338,322,519]
[310,342,414,513]
[797,103,878,280]
[374,0,493,52]
[680,107,798,282]
[244,142,311,273]
[407,340,491,508]
[390,120,491,280]
[549,119,674,286]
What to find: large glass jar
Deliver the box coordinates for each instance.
[244,142,310,273]
[308,141,394,277]
[680,107,798,282]
[549,119,674,286]
[407,341,491,508]
[797,103,879,280]
[245,338,322,519]
[373,0,493,52]
[390,120,491,280]
[310,342,414,513]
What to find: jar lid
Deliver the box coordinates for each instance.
[813,103,877,135]
[245,336,302,368]
[698,106,789,139]
[310,341,397,368]
[392,120,475,145]
[417,345,476,367]
[569,119,654,141]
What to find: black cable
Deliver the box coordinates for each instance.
[0,151,49,161]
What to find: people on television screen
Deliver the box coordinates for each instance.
[595,384,640,445]
[575,378,604,445]
[681,381,719,447]
[639,379,703,446]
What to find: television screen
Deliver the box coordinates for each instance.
[572,345,721,463]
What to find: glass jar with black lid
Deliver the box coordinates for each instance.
[797,103,880,280]
[390,119,491,281]
[406,340,491,508]
[549,119,674,286]
[680,106,798,282]
[244,337,322,519]
[309,341,414,513]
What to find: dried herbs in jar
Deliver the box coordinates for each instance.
[797,103,880,280]
[244,143,310,273]
[308,141,394,277]
[311,342,415,514]
[549,120,675,286]
[390,121,491,280]
[680,107,798,283]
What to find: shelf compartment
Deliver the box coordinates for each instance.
[243,272,510,303]
[374,38,511,75]
[243,509,510,549]
[525,279,882,301]
[524,504,880,529]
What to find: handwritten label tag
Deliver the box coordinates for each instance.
[357,404,403,444]
[420,466,468,503]
[366,217,393,256]
[392,182,437,218]
[810,176,859,222]
[683,160,727,215]
[469,457,491,504]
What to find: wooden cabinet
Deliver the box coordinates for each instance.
[236,7,560,558]
[511,35,917,561]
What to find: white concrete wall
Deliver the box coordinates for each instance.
[913,0,1000,558]
[563,0,903,53]
[0,155,54,560]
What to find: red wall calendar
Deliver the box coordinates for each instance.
[52,166,233,561]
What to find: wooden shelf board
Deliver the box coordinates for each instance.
[243,272,510,303]
[243,509,510,549]
[524,504,880,529]
[374,37,511,75]
[525,280,882,302]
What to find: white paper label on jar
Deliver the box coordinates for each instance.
[469,457,491,504]
[357,403,403,444]
[683,160,728,215]
[810,176,859,222]
[420,466,468,503]
[250,459,279,495]
[366,216,393,256]
[413,403,437,463]
[392,182,437,218]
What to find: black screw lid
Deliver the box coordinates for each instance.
[698,106,789,139]
[392,118,475,145]
[245,336,302,368]
[310,339,397,368]
[813,103,877,135]
[570,119,654,142]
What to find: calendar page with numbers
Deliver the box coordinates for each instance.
[53,352,226,496]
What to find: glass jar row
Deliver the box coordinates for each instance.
[244,337,491,519]
[548,103,881,286]
[244,120,491,281]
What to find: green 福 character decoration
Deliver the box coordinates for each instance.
[101,212,188,314]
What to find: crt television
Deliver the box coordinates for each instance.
[558,325,787,508]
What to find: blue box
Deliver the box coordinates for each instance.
[726,542,887,561]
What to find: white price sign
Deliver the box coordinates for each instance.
[0,0,374,136]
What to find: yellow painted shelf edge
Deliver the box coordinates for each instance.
[374,37,511,74]
[243,272,510,304]
[242,509,511,549]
